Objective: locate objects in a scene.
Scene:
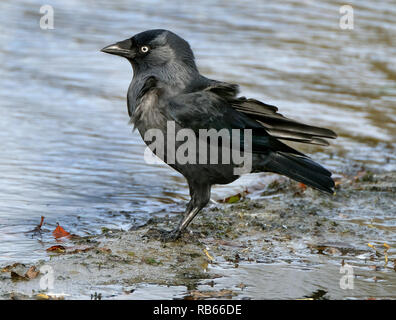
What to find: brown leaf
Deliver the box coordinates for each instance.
[298,183,307,191]
[1,263,25,273]
[25,266,40,279]
[46,245,101,255]
[52,223,71,239]
[46,245,66,253]
[11,271,27,281]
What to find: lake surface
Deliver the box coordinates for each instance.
[0,0,395,294]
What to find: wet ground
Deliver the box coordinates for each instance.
[1,169,395,299]
[0,0,395,299]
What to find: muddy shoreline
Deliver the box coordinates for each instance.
[1,170,395,300]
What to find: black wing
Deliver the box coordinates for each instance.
[165,83,307,156]
[207,81,337,146]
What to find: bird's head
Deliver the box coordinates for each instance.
[101,29,197,73]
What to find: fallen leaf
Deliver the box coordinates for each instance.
[1,263,25,273]
[35,293,49,300]
[10,292,30,300]
[52,223,71,239]
[46,245,66,253]
[11,271,27,281]
[219,189,248,204]
[46,245,103,255]
[220,194,241,204]
[298,183,307,191]
[203,248,214,262]
[368,243,391,265]
[367,243,376,250]
[25,266,39,279]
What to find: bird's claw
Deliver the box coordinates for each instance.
[143,228,181,242]
[160,229,181,242]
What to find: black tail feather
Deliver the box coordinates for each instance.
[265,152,335,193]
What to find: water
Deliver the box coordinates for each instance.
[0,0,395,275]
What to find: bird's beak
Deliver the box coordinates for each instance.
[101,39,136,59]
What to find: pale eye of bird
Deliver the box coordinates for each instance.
[140,46,149,53]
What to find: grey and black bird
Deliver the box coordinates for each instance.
[101,29,337,240]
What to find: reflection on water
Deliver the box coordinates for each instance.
[0,0,395,265]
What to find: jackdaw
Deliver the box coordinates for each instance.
[101,29,337,240]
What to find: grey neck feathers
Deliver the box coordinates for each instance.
[132,60,199,93]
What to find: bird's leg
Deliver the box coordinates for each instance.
[144,200,195,241]
[161,206,202,241]
[144,183,211,241]
[169,206,201,239]
[159,182,211,241]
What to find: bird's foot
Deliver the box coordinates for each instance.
[143,228,181,242]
